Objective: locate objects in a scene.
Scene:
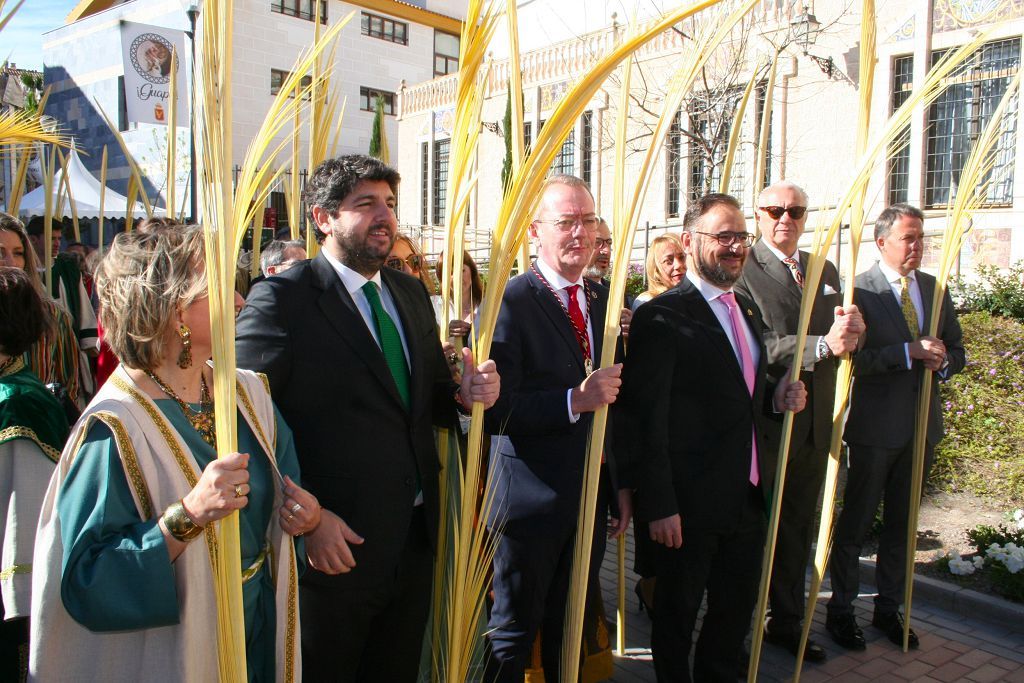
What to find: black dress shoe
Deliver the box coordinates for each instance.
[764,628,828,663]
[825,613,867,651]
[872,611,919,649]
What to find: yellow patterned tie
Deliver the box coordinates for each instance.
[900,276,919,340]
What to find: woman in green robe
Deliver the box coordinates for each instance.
[30,224,321,682]
[0,267,70,683]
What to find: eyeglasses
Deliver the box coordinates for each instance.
[759,205,807,220]
[385,254,422,272]
[594,238,613,248]
[694,231,755,248]
[535,216,600,232]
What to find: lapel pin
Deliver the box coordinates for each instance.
[746,308,753,316]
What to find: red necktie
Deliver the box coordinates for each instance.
[565,284,589,362]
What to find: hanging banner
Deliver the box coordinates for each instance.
[120,21,188,126]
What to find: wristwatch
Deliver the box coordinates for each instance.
[816,336,833,360]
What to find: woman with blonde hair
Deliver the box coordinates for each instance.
[31,224,319,681]
[387,233,436,293]
[632,232,686,310]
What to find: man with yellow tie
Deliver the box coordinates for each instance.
[826,203,965,651]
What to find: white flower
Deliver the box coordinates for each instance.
[1006,556,1024,574]
[933,548,949,561]
[1011,509,1023,531]
[948,557,976,575]
[972,556,985,569]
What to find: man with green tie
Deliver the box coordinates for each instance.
[827,203,965,651]
[236,154,500,681]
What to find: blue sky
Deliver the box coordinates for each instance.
[3,0,79,71]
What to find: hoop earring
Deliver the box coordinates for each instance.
[177,324,193,369]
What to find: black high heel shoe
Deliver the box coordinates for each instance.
[634,578,656,618]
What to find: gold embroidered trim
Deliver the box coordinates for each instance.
[1,356,26,378]
[241,542,270,584]
[0,564,31,580]
[236,380,275,460]
[110,374,219,569]
[0,426,61,463]
[285,544,297,683]
[90,412,154,520]
[257,372,271,396]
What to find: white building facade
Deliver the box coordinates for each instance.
[396,0,1024,276]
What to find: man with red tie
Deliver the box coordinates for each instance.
[482,175,632,682]
[619,193,807,682]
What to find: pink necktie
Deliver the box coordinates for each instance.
[720,291,760,487]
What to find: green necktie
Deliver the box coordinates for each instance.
[900,276,920,340]
[361,282,411,409]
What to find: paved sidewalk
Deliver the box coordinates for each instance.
[598,528,1024,682]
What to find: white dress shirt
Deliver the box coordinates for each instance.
[534,257,595,424]
[321,249,411,366]
[877,260,923,370]
[686,269,761,371]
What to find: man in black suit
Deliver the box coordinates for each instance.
[585,217,635,315]
[235,155,500,681]
[482,175,629,682]
[621,193,807,682]
[826,203,964,650]
[734,181,864,662]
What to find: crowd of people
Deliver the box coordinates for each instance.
[0,153,964,682]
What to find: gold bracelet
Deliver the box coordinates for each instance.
[162,500,204,542]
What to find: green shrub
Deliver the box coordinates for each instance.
[931,311,1024,504]
[967,523,1024,554]
[625,263,646,300]
[950,261,1024,322]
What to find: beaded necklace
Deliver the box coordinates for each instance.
[145,370,217,447]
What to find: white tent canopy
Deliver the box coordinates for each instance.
[12,144,165,219]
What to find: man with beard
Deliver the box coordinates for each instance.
[236,155,501,681]
[619,193,806,682]
[585,217,634,333]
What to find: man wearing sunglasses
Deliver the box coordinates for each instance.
[734,180,864,662]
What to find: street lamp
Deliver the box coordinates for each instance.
[789,4,835,79]
[186,2,200,223]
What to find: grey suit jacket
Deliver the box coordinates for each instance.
[843,263,966,449]
[734,240,842,450]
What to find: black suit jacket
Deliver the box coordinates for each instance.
[235,252,458,587]
[620,278,778,532]
[734,241,842,450]
[484,268,619,535]
[844,263,965,449]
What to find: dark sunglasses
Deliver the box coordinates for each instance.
[386,254,422,271]
[759,205,807,220]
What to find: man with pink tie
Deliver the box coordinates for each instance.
[619,193,807,682]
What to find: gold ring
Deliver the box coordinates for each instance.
[234,484,243,498]
[447,352,459,366]
[291,502,302,513]
[288,513,295,521]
